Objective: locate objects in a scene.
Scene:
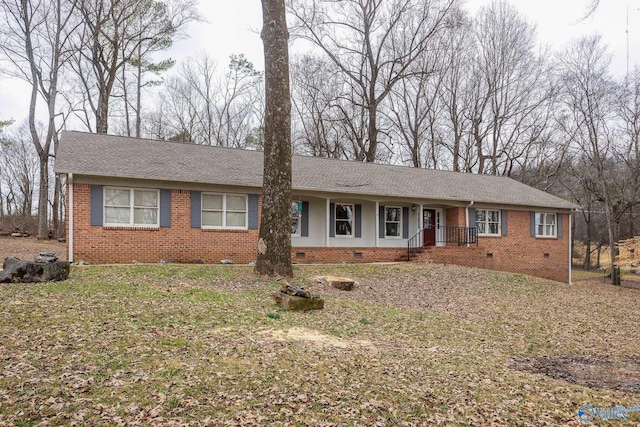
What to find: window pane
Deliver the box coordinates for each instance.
[292,219,299,235]
[488,210,499,222]
[202,194,223,210]
[546,225,555,236]
[105,207,130,224]
[226,212,246,227]
[134,208,158,225]
[202,211,222,227]
[546,214,556,225]
[538,224,544,236]
[386,223,400,237]
[336,205,352,220]
[134,190,158,208]
[226,195,246,211]
[291,202,300,218]
[477,210,486,222]
[536,213,544,226]
[336,220,352,235]
[488,223,499,234]
[386,207,400,222]
[105,188,130,206]
[477,222,486,234]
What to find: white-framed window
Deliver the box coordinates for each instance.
[104,187,159,227]
[291,201,301,237]
[476,209,500,236]
[202,193,247,229]
[335,203,354,237]
[385,206,402,238]
[536,212,556,237]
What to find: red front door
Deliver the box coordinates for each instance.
[423,209,436,246]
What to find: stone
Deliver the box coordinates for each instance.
[328,277,355,291]
[272,283,324,311]
[35,252,58,263]
[188,259,204,264]
[220,259,235,264]
[0,257,70,283]
[75,260,89,266]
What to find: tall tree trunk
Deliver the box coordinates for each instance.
[255,0,293,277]
[37,155,49,239]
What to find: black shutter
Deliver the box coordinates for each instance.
[301,201,309,237]
[90,185,104,226]
[557,213,563,238]
[191,191,201,228]
[501,209,508,236]
[530,212,536,237]
[329,203,335,237]
[469,207,476,227]
[379,205,385,238]
[160,189,171,227]
[355,204,362,238]
[402,207,409,239]
[248,194,259,229]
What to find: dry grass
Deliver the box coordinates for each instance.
[1,262,639,425]
[0,236,67,261]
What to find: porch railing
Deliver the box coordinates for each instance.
[407,226,478,261]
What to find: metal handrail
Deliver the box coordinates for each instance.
[407,226,479,261]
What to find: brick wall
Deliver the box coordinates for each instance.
[70,185,260,264]
[416,208,570,282]
[68,184,570,282]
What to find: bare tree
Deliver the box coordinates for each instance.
[558,35,625,285]
[468,0,555,176]
[0,0,77,238]
[255,0,293,277]
[288,0,459,162]
[70,0,198,134]
[291,55,348,158]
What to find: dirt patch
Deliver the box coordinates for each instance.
[512,355,640,393]
[259,327,372,349]
[0,236,67,262]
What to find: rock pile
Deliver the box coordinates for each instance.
[272,283,324,311]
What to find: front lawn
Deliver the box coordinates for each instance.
[1,263,638,425]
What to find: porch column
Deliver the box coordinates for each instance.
[375,201,379,247]
[326,198,330,247]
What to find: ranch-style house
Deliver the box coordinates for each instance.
[55,131,579,283]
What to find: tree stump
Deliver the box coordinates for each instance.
[0,256,70,283]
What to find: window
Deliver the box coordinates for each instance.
[476,209,500,236]
[385,207,402,237]
[291,201,301,237]
[536,212,556,237]
[202,193,247,229]
[335,204,354,236]
[104,188,159,226]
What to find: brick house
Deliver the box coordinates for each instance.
[55,131,579,282]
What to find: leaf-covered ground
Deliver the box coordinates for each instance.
[1,263,639,426]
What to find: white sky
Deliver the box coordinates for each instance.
[1,0,639,125]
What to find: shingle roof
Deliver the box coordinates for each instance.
[55,131,578,210]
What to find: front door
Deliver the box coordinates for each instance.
[423,209,436,246]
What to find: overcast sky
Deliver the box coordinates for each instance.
[1,0,638,125]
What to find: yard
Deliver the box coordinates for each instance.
[1,240,639,425]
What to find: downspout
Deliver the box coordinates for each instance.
[465,200,474,247]
[68,173,74,263]
[569,210,573,284]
